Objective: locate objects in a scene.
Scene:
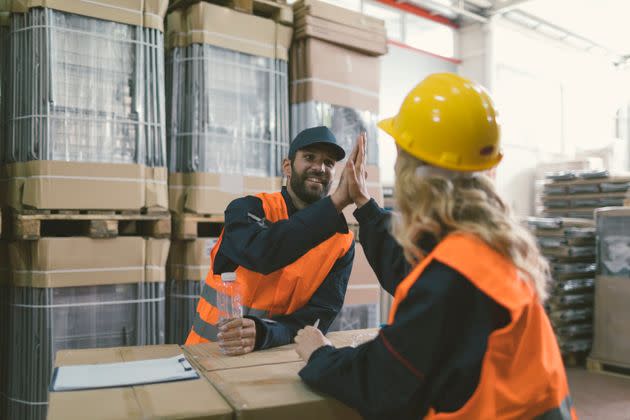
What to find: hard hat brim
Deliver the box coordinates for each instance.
[377,117,395,138]
[377,116,503,172]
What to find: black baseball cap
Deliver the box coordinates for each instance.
[288,126,346,161]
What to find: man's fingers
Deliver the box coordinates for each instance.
[219,318,243,331]
[217,328,242,340]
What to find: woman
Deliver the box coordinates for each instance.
[294,73,576,420]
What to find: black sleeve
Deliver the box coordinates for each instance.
[353,199,410,295]
[214,195,346,275]
[248,243,355,349]
[298,260,510,420]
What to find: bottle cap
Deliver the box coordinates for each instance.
[221,272,237,282]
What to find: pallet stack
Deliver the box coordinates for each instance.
[164,0,293,343]
[0,2,171,418]
[588,207,630,377]
[289,0,387,330]
[528,217,596,366]
[541,170,630,219]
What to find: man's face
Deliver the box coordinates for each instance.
[284,145,337,205]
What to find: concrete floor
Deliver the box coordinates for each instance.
[567,367,630,419]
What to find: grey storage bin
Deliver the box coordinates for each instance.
[596,208,630,276]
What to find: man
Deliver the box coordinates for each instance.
[186,126,357,355]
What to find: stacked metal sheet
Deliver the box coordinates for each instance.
[6,7,166,166]
[4,282,165,420]
[541,170,630,219]
[291,102,379,166]
[166,44,289,176]
[528,217,596,362]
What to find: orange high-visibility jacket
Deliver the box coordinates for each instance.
[186,192,354,344]
[389,234,577,420]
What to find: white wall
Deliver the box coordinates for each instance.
[459,16,630,217]
[378,43,457,185]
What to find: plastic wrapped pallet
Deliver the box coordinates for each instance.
[4,237,169,420]
[0,241,9,419]
[166,238,217,344]
[590,207,630,369]
[0,4,8,164]
[1,0,169,211]
[166,2,292,215]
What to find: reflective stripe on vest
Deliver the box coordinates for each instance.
[390,234,576,420]
[535,396,573,420]
[186,191,354,344]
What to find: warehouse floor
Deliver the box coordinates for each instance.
[567,367,630,419]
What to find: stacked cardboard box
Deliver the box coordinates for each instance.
[47,345,233,420]
[47,329,378,419]
[0,0,169,212]
[541,170,630,219]
[289,1,386,329]
[0,3,171,418]
[588,207,630,374]
[4,237,170,420]
[165,2,292,216]
[183,328,376,419]
[528,217,596,364]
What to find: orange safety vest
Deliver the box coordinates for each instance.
[389,233,577,420]
[186,192,354,344]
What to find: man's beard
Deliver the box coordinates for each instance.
[290,166,332,205]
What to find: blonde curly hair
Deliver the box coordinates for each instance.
[392,149,550,301]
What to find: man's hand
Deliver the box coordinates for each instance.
[347,132,370,208]
[294,326,333,361]
[331,133,370,211]
[217,318,257,356]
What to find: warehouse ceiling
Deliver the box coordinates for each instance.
[404,0,630,64]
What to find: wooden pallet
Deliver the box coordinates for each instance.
[587,357,630,380]
[169,0,292,25]
[172,213,225,240]
[9,210,171,240]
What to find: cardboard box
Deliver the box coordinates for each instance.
[2,161,167,211]
[47,345,233,420]
[291,38,380,112]
[206,361,361,419]
[169,172,283,215]
[146,238,171,283]
[166,2,292,61]
[295,15,387,57]
[9,0,168,31]
[590,275,630,367]
[9,237,168,288]
[168,238,217,282]
[185,341,302,373]
[293,0,385,33]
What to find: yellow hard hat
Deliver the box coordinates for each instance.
[378,73,502,172]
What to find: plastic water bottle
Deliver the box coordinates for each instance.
[217,272,242,327]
